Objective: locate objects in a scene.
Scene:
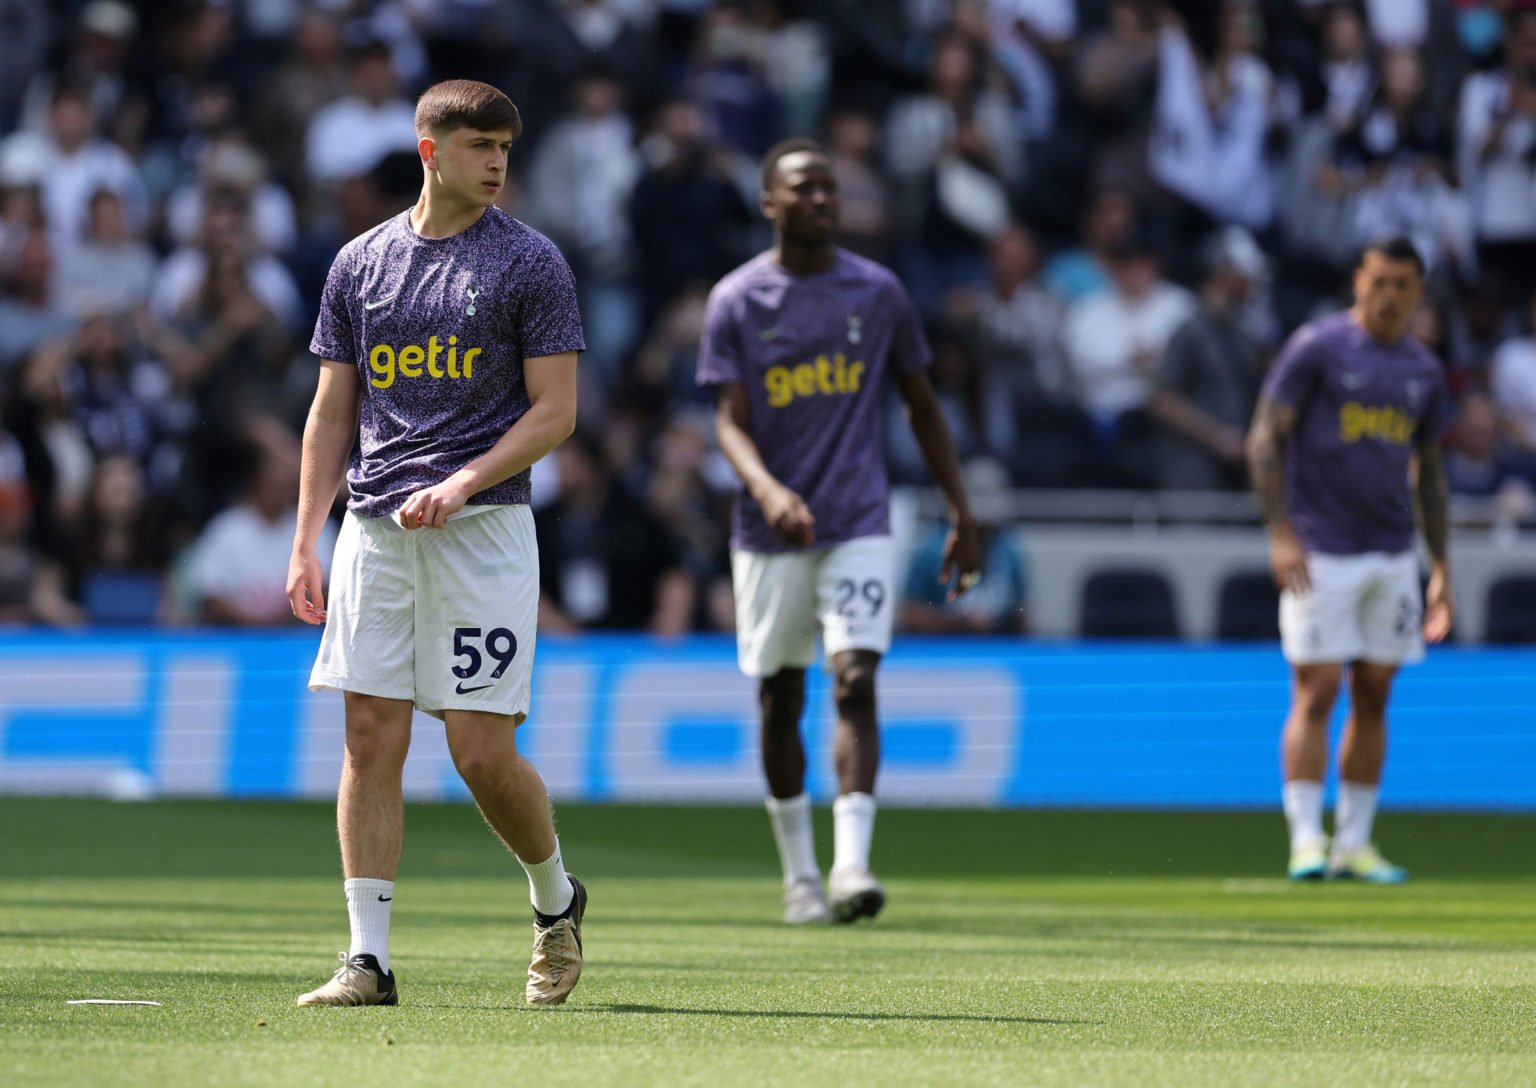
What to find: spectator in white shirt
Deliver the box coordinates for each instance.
[303,38,418,187]
[54,187,154,319]
[189,420,334,626]
[1064,236,1195,425]
[1492,292,1536,466]
[1458,8,1536,303]
[166,132,298,258]
[150,189,305,335]
[0,82,146,249]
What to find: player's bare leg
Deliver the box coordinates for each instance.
[1280,664,1341,881]
[1330,662,1407,882]
[760,668,808,799]
[759,668,826,922]
[443,710,585,1004]
[828,650,885,922]
[297,693,412,1007]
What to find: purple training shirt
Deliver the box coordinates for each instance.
[1262,310,1446,555]
[698,249,931,553]
[310,207,586,518]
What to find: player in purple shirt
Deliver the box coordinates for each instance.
[699,138,982,924]
[1246,237,1453,885]
[285,80,588,1007]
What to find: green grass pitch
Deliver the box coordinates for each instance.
[2,798,1534,1087]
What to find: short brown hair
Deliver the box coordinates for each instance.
[414,80,522,140]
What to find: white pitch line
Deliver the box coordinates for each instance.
[67,999,163,1006]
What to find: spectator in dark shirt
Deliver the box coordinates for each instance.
[628,98,754,327]
[1150,228,1269,490]
[535,429,695,637]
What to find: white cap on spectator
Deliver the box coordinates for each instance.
[0,134,48,188]
[1206,226,1267,280]
[80,1,138,41]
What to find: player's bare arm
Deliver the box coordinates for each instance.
[713,380,815,546]
[894,369,981,601]
[398,351,578,530]
[1246,395,1308,594]
[1415,431,1454,642]
[288,359,360,624]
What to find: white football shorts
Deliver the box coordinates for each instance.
[1279,550,1424,667]
[730,535,895,677]
[310,505,539,721]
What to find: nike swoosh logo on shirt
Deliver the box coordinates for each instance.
[364,292,400,310]
[758,327,783,342]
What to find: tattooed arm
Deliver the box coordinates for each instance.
[1246,396,1309,593]
[1415,431,1454,642]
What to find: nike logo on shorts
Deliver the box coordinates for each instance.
[455,681,494,695]
[364,292,401,310]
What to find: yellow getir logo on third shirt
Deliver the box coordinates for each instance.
[1338,401,1415,445]
[368,335,481,388]
[764,352,865,408]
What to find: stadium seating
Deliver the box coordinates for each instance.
[1484,574,1536,644]
[1079,568,1181,639]
[1215,570,1280,641]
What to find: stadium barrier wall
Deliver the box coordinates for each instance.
[1,632,1532,809]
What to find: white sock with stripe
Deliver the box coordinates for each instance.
[519,839,575,918]
[344,878,394,973]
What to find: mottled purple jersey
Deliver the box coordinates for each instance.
[698,249,931,553]
[1262,311,1446,555]
[310,207,585,518]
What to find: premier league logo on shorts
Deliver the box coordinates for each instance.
[466,284,479,316]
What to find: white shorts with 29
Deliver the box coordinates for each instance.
[730,535,895,677]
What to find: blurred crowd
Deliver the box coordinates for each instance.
[2,0,1536,631]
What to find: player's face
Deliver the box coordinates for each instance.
[764,152,838,242]
[424,127,514,207]
[1352,252,1423,337]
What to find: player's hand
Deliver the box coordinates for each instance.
[940,514,983,602]
[1269,532,1310,595]
[287,549,326,624]
[761,484,815,546]
[1423,565,1454,643]
[398,478,473,530]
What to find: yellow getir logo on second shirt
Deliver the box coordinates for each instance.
[764,353,865,408]
[368,336,482,388]
[1338,401,1415,445]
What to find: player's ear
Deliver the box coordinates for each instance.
[760,191,776,220]
[418,134,437,170]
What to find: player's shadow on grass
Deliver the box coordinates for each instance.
[569,1004,1090,1025]
[423,1003,1088,1024]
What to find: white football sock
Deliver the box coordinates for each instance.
[519,838,574,917]
[765,793,819,886]
[344,878,394,973]
[832,792,877,874]
[1334,781,1380,854]
[1282,780,1325,853]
